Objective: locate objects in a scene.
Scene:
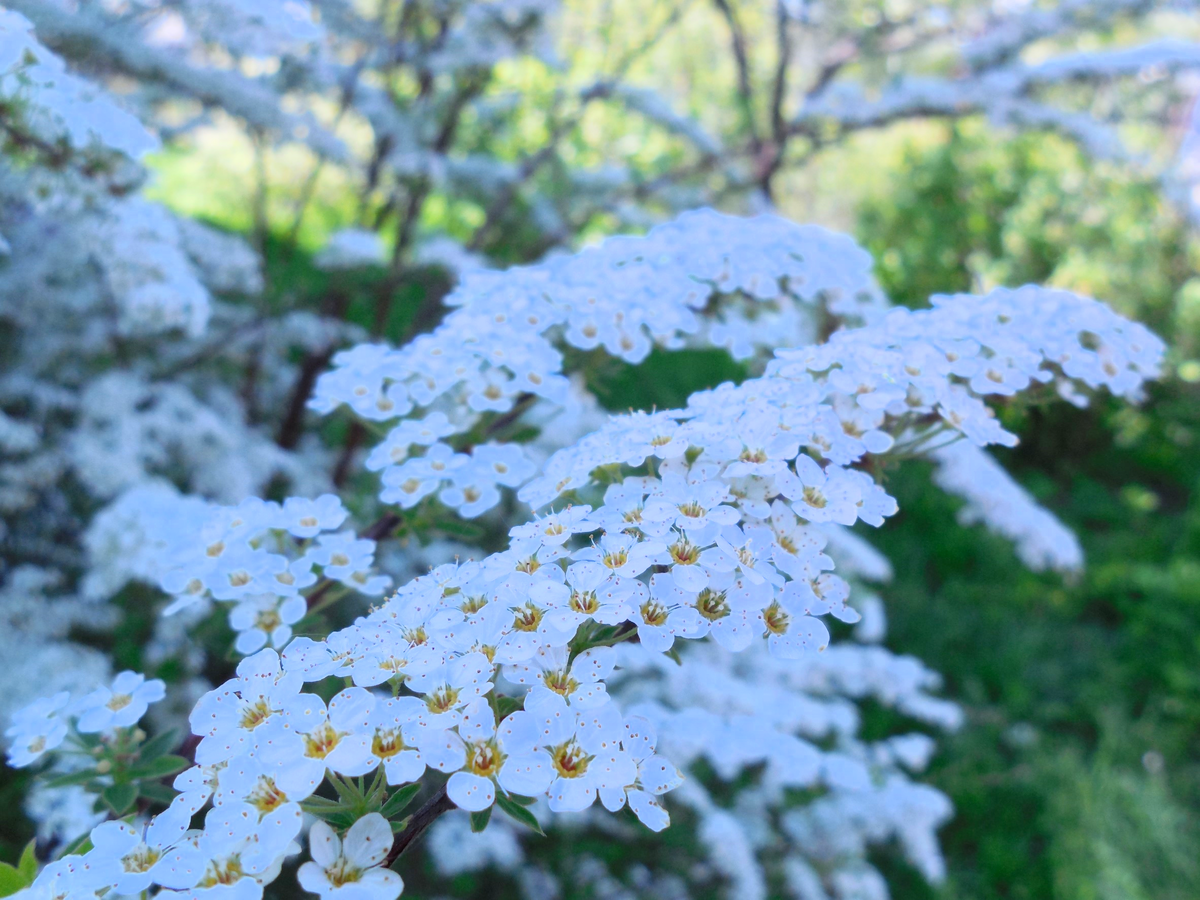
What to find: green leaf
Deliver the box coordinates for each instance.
[17,841,36,884]
[664,645,683,666]
[380,782,421,819]
[504,792,537,806]
[300,796,344,813]
[137,782,180,806]
[0,863,27,898]
[493,695,524,719]
[136,728,180,762]
[496,793,544,834]
[469,806,492,832]
[43,769,99,789]
[59,833,93,857]
[128,755,189,780]
[328,774,364,804]
[102,783,138,816]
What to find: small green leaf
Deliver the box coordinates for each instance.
[493,696,524,719]
[328,775,364,804]
[0,863,27,898]
[59,833,93,857]
[136,729,180,762]
[380,782,421,819]
[504,792,537,806]
[17,840,36,883]
[43,769,99,789]
[102,783,138,816]
[300,796,343,813]
[128,755,189,780]
[496,794,544,834]
[469,806,492,832]
[664,645,683,666]
[137,782,180,806]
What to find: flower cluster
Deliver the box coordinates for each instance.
[310,210,888,513]
[147,493,391,655]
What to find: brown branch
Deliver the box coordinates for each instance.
[712,0,761,154]
[277,346,336,449]
[383,784,456,868]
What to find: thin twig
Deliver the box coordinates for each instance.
[383,784,456,867]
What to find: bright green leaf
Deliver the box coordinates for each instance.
[496,794,544,834]
[469,806,492,832]
[0,863,27,898]
[16,841,36,884]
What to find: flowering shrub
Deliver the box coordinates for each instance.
[0,2,1192,899]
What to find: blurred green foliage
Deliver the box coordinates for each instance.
[856,120,1200,899]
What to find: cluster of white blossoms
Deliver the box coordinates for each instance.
[145,493,392,654]
[309,210,889,514]
[6,199,1166,899]
[6,670,166,769]
[0,9,155,158]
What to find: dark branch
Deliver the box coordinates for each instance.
[383,784,456,868]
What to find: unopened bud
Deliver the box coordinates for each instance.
[95,760,112,775]
[133,728,146,743]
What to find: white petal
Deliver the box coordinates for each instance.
[628,789,670,832]
[447,771,496,812]
[344,812,394,867]
[308,819,340,867]
[498,751,554,797]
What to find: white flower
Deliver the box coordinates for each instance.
[527,694,637,813]
[76,671,165,733]
[229,594,306,655]
[281,494,348,539]
[445,699,553,811]
[261,688,376,784]
[598,716,683,832]
[87,798,203,894]
[190,649,305,764]
[5,691,70,767]
[505,644,616,710]
[298,814,403,900]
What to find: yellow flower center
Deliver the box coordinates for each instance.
[237,697,275,730]
[301,722,344,759]
[200,856,245,887]
[371,727,410,759]
[121,844,161,874]
[669,539,700,566]
[245,776,289,815]
[602,547,628,569]
[695,588,731,621]
[460,595,489,614]
[801,487,827,509]
[105,693,133,712]
[425,685,461,715]
[542,668,580,697]
[512,602,545,632]
[762,601,790,636]
[254,608,282,633]
[466,740,503,778]
[640,599,669,627]
[569,590,600,615]
[550,739,592,778]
